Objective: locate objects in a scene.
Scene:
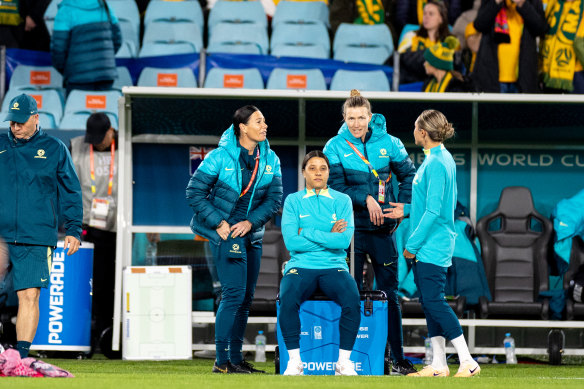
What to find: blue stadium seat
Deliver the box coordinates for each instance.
[9,65,63,91]
[137,67,197,87]
[109,0,140,51]
[44,0,61,36]
[272,0,329,28]
[143,21,203,53]
[266,68,326,90]
[207,23,269,55]
[330,69,390,92]
[333,23,394,65]
[59,90,121,130]
[113,66,134,90]
[1,89,63,130]
[204,68,264,89]
[270,23,330,59]
[139,42,197,57]
[115,21,139,58]
[144,0,204,36]
[208,0,267,37]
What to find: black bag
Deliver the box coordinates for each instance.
[570,264,584,303]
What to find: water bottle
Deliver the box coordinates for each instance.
[424,335,433,365]
[254,330,266,362]
[145,241,157,266]
[504,333,517,364]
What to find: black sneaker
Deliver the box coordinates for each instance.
[391,359,417,375]
[212,361,251,374]
[236,360,266,373]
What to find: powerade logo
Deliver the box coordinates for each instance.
[302,361,363,373]
[48,250,65,344]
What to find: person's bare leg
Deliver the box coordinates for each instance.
[16,287,41,358]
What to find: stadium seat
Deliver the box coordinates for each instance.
[266,68,326,90]
[44,0,61,36]
[272,0,329,28]
[330,69,390,92]
[207,23,269,55]
[137,67,197,87]
[270,23,330,59]
[1,89,63,130]
[204,67,264,89]
[115,21,139,58]
[144,0,204,36]
[139,42,197,57]
[143,21,203,53]
[113,66,134,90]
[333,23,394,65]
[9,65,63,91]
[564,236,584,320]
[476,186,552,320]
[59,90,121,130]
[207,0,267,37]
[249,220,290,316]
[109,0,140,53]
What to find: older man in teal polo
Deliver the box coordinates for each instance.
[0,93,82,358]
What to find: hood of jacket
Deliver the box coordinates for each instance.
[337,113,388,144]
[60,0,103,11]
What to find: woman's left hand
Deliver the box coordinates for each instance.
[403,248,416,259]
[230,220,253,238]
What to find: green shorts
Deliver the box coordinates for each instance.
[8,244,52,291]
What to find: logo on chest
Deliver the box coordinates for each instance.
[379,148,389,158]
[34,149,46,159]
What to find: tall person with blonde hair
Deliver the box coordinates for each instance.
[323,90,417,375]
[385,110,480,377]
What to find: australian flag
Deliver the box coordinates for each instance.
[189,146,215,175]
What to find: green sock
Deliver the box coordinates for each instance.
[17,341,31,358]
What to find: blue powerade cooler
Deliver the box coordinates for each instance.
[32,241,94,352]
[276,291,389,375]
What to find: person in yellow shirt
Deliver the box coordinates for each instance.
[472,0,547,93]
[540,0,584,93]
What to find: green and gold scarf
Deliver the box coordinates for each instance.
[355,0,385,25]
[540,0,584,91]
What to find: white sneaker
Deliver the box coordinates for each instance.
[283,359,304,376]
[335,359,358,376]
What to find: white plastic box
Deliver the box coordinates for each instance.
[122,266,192,360]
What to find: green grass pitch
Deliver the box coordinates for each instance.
[2,356,583,389]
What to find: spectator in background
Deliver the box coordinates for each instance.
[0,0,23,48]
[395,0,462,32]
[452,0,481,46]
[423,36,475,91]
[472,0,547,93]
[51,0,121,96]
[70,113,118,348]
[461,22,481,74]
[329,0,397,40]
[539,0,584,94]
[19,0,51,52]
[398,1,457,84]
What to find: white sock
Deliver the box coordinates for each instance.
[451,334,473,364]
[338,349,352,362]
[430,336,447,369]
[288,348,301,362]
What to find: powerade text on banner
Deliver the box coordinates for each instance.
[32,242,94,352]
[277,291,388,375]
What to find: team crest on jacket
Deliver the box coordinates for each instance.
[265,165,273,174]
[34,149,46,159]
[230,244,242,255]
[379,148,388,158]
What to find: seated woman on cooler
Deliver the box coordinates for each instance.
[279,150,361,376]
